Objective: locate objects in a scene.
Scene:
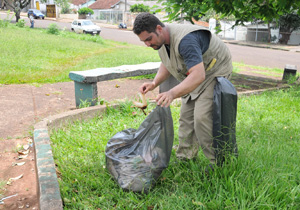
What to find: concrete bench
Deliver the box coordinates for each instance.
[69,62,161,107]
[282,64,297,81]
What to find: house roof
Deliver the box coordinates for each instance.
[89,0,164,10]
[72,0,87,6]
[89,0,120,10]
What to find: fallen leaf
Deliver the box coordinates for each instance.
[45,93,50,96]
[7,174,23,185]
[10,174,23,181]
[12,162,26,166]
[27,138,33,144]
[160,177,166,181]
[23,145,29,150]
[192,200,205,206]
[18,154,28,159]
[18,150,29,155]
[63,198,71,203]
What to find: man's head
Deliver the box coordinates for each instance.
[133,13,167,50]
[133,12,165,35]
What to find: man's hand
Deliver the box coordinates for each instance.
[156,90,175,107]
[139,81,156,94]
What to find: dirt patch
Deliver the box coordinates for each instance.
[0,138,38,210]
[231,69,284,92]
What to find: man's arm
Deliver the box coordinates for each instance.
[156,31,209,107]
[140,62,170,94]
[156,62,205,107]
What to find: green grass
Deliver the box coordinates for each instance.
[232,62,284,78]
[50,86,300,210]
[0,25,160,84]
[1,22,287,85]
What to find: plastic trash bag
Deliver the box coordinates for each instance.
[213,77,238,166]
[105,106,174,193]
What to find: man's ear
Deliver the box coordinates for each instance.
[156,25,163,33]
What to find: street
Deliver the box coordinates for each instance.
[2,12,300,70]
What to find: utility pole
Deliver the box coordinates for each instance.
[124,0,127,24]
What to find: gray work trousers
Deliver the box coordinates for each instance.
[176,79,217,164]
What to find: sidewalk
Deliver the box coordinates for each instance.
[223,39,300,53]
[0,79,158,139]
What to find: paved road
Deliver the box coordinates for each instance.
[3,12,299,70]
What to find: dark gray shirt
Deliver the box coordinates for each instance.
[179,30,210,70]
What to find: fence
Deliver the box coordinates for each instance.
[246,29,300,44]
[92,10,166,27]
[93,10,124,25]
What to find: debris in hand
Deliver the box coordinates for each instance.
[132,92,148,115]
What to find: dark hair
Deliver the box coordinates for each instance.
[133,12,165,35]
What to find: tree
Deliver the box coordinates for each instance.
[278,13,300,44]
[4,0,31,22]
[159,0,300,26]
[130,3,150,13]
[77,7,94,15]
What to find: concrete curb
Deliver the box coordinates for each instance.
[33,104,117,210]
[33,85,293,209]
[223,40,300,52]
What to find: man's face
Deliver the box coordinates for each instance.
[137,26,164,50]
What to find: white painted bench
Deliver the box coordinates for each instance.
[69,62,161,107]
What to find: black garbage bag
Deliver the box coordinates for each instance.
[213,77,238,166]
[105,106,174,193]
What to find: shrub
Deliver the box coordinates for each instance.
[77,7,94,15]
[0,10,13,28]
[61,4,71,14]
[16,19,25,28]
[130,4,150,13]
[47,23,60,35]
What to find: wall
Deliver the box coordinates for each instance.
[209,19,248,41]
[288,30,300,45]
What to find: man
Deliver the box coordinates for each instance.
[133,13,233,170]
[29,14,34,28]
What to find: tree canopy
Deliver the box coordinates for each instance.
[130,3,150,13]
[159,0,300,26]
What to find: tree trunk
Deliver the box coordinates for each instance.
[279,29,292,45]
[4,0,31,23]
[15,10,20,22]
[267,23,271,43]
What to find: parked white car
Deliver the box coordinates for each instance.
[71,19,101,35]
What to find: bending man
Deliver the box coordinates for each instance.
[133,13,233,170]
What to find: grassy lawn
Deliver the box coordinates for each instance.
[0,22,290,86]
[0,25,160,84]
[50,86,300,210]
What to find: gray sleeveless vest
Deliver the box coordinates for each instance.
[158,24,232,102]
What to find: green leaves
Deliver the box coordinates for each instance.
[130,3,150,13]
[162,0,300,26]
[77,7,94,15]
